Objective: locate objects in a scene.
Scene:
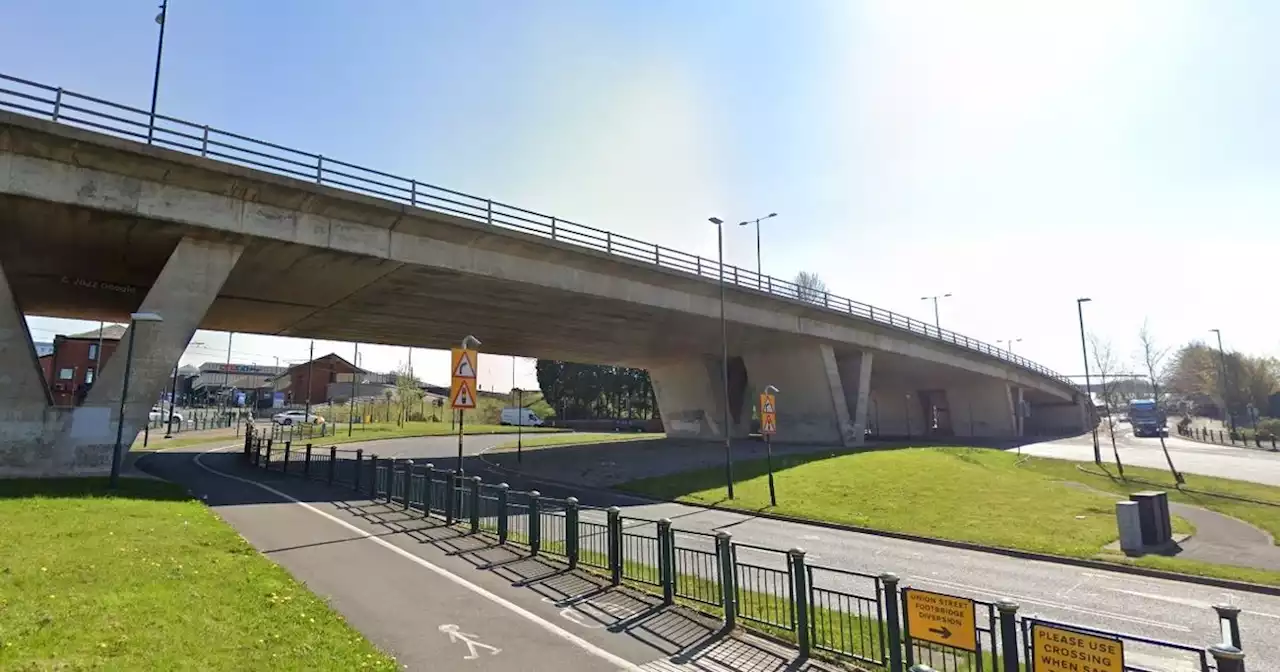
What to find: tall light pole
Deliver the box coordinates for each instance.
[164,364,179,438]
[738,212,776,287]
[709,216,735,499]
[304,340,314,422]
[1076,297,1100,464]
[1210,328,1232,430]
[997,338,1022,354]
[920,293,952,331]
[110,312,164,489]
[147,0,169,144]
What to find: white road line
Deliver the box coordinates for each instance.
[190,446,645,672]
[918,577,1190,632]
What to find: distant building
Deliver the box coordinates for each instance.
[33,341,54,357]
[41,324,126,407]
[190,362,287,407]
[270,353,364,405]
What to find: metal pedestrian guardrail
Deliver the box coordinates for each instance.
[242,429,1251,671]
[0,70,1078,391]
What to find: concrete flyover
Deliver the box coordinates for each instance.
[0,73,1088,476]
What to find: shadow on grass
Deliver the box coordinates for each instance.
[0,477,192,502]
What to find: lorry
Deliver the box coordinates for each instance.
[1128,398,1168,437]
[500,407,543,427]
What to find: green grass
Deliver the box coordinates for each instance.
[0,478,397,671]
[268,421,564,447]
[131,431,241,452]
[619,446,1280,586]
[490,432,665,453]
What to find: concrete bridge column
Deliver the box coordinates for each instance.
[741,343,858,447]
[947,380,1019,438]
[835,350,873,445]
[648,355,750,440]
[0,259,58,472]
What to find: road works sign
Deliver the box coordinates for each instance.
[451,348,478,379]
[759,392,777,436]
[904,588,977,651]
[1030,623,1123,672]
[449,378,477,409]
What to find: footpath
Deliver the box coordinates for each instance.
[138,443,836,672]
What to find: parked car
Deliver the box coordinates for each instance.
[272,410,323,425]
[148,406,183,424]
[500,407,543,427]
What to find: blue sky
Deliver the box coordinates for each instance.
[6,1,1278,388]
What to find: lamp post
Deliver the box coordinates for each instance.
[303,340,314,423]
[920,293,952,332]
[709,216,735,499]
[164,364,179,438]
[1210,329,1232,431]
[147,0,168,144]
[996,338,1022,354]
[349,342,359,436]
[737,212,777,288]
[110,311,164,489]
[1076,298,1100,464]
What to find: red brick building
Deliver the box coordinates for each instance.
[274,353,363,405]
[42,324,126,407]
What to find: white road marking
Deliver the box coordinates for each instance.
[918,577,1190,632]
[439,624,502,660]
[190,446,645,671]
[1102,587,1280,621]
[542,597,605,629]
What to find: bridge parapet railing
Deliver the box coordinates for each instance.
[0,71,1075,390]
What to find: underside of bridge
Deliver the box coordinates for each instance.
[0,113,1087,476]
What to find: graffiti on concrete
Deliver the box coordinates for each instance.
[665,410,708,436]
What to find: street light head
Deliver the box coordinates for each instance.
[708,217,724,226]
[1077,297,1092,303]
[920,296,929,301]
[767,212,777,218]
[130,311,163,323]
[737,221,749,226]
[1210,328,1220,334]
[764,384,780,394]
[943,293,952,298]
[461,334,481,349]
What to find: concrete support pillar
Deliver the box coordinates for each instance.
[1009,386,1026,437]
[0,260,55,469]
[0,236,243,477]
[648,355,749,440]
[741,343,857,446]
[947,379,1019,438]
[835,350,873,445]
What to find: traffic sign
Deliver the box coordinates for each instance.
[451,348,478,379]
[760,413,777,435]
[760,392,776,415]
[449,378,477,409]
[905,589,977,651]
[1031,622,1123,672]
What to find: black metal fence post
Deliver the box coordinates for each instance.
[282,441,291,476]
[529,491,542,555]
[996,599,1019,672]
[565,497,579,569]
[658,518,675,605]
[497,483,509,543]
[403,461,415,511]
[265,440,273,471]
[353,449,363,492]
[327,446,336,485]
[1215,604,1243,648]
[424,463,435,518]
[445,470,456,525]
[1209,645,1246,672]
[607,506,622,586]
[790,548,811,658]
[716,531,736,630]
[368,454,379,499]
[469,476,481,533]
[304,443,313,479]
[881,573,904,672]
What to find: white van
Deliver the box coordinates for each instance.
[500,407,543,427]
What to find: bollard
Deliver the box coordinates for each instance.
[1208,644,1246,672]
[424,463,435,518]
[304,443,313,479]
[607,506,623,586]
[353,449,364,492]
[444,470,456,525]
[469,476,481,533]
[790,548,811,658]
[565,497,580,569]
[658,518,675,605]
[327,446,337,485]
[881,573,904,672]
[529,491,543,554]
[282,441,291,475]
[497,483,510,543]
[404,461,415,511]
[715,531,737,630]
[996,600,1019,672]
[1214,604,1242,648]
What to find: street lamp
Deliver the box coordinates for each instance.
[110,311,164,489]
[996,338,1022,354]
[709,216,735,499]
[1210,329,1232,430]
[920,293,952,332]
[738,212,777,287]
[1076,297,1100,464]
[147,0,169,144]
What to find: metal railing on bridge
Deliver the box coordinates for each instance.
[242,430,1250,672]
[0,71,1077,390]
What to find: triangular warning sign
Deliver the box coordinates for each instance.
[450,379,476,409]
[762,399,775,414]
[452,350,476,379]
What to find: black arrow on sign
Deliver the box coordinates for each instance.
[928,626,952,639]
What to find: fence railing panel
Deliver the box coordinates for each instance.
[732,543,795,632]
[619,517,662,586]
[672,530,722,607]
[807,565,885,666]
[1020,617,1212,672]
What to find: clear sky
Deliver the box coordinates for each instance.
[7,0,1278,388]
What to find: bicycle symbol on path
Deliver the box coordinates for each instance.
[438,624,502,660]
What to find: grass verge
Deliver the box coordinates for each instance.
[0,478,396,671]
[619,446,1280,586]
[489,432,665,453]
[268,421,564,448]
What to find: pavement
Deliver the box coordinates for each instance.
[327,431,1280,670]
[137,442,838,672]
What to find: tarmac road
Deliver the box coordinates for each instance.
[342,432,1280,670]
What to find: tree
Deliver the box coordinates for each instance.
[795,271,827,303]
[395,363,422,425]
[536,359,655,421]
[1137,321,1184,484]
[1165,342,1279,423]
[1089,334,1125,477]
